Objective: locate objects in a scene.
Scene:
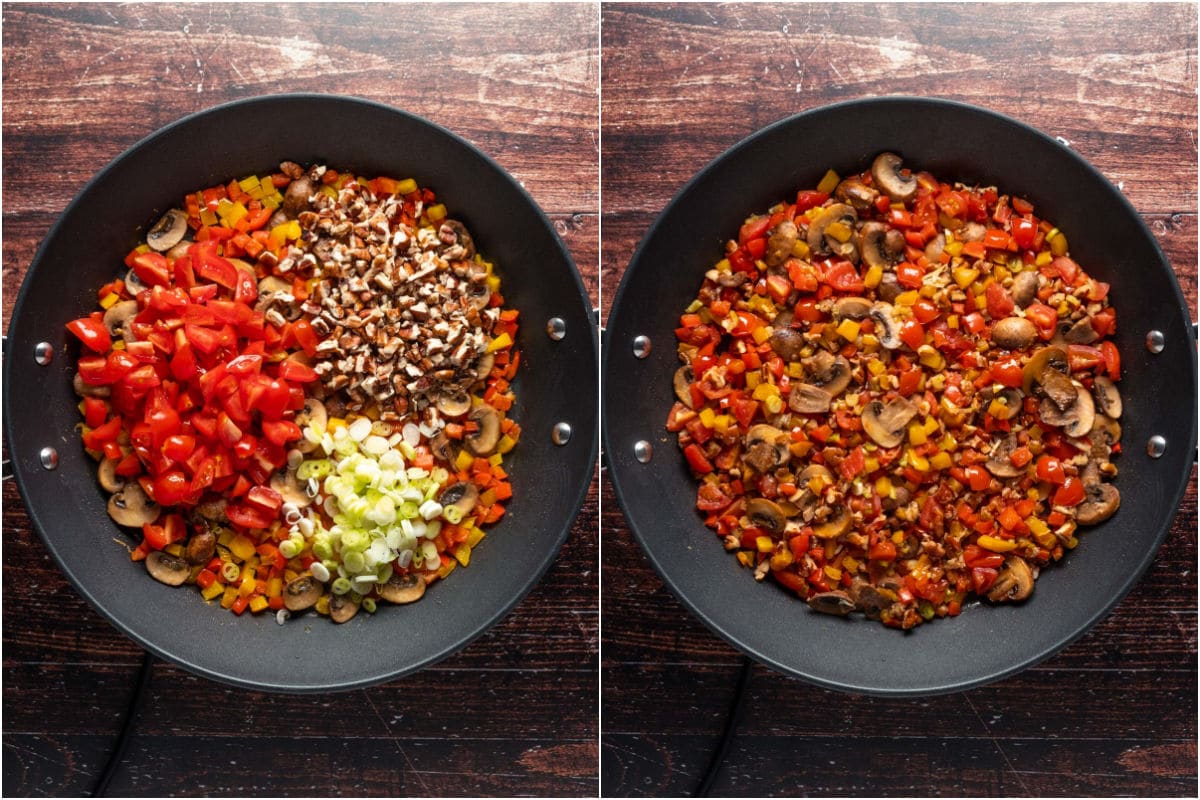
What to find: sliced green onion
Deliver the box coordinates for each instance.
[331,577,352,595]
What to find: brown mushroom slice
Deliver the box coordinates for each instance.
[924,232,945,262]
[108,482,160,527]
[870,152,917,202]
[745,498,788,535]
[439,482,479,518]
[74,372,110,398]
[1021,345,1068,394]
[97,458,126,493]
[184,530,217,565]
[1011,271,1040,307]
[788,383,833,414]
[436,390,472,418]
[284,576,322,611]
[991,317,1037,351]
[987,388,1024,421]
[1037,383,1095,438]
[869,302,901,349]
[861,397,918,448]
[806,203,859,263]
[850,577,895,619]
[1088,414,1122,458]
[146,209,188,252]
[464,405,502,456]
[985,435,1023,478]
[379,573,427,604]
[1076,481,1120,526]
[986,556,1034,602]
[876,273,903,304]
[103,300,140,341]
[805,350,853,396]
[834,176,879,211]
[466,281,493,312]
[769,327,806,362]
[674,365,695,408]
[429,432,456,464]
[764,219,798,267]
[293,398,327,454]
[329,594,359,624]
[832,297,873,321]
[858,221,904,271]
[808,590,856,616]
[282,176,314,217]
[1063,316,1099,344]
[270,468,314,507]
[145,551,190,586]
[812,506,851,539]
[1092,376,1122,419]
[744,424,791,472]
[1038,365,1078,411]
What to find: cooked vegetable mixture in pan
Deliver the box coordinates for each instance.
[666,153,1122,629]
[68,163,521,623]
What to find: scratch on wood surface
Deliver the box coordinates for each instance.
[963,693,1032,795]
[361,690,432,795]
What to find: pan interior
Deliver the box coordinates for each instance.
[5,95,598,692]
[603,97,1196,695]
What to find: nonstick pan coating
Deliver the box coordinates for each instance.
[603,97,1195,696]
[5,95,598,692]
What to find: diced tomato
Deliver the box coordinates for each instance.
[684,444,714,474]
[261,418,302,447]
[277,356,319,384]
[1035,455,1066,485]
[1099,341,1120,381]
[794,190,829,212]
[696,482,732,512]
[1053,476,1085,507]
[1024,303,1058,340]
[151,470,191,506]
[899,319,925,350]
[823,261,864,293]
[895,261,925,290]
[1011,216,1037,250]
[66,316,112,353]
[131,252,172,287]
[985,283,1014,319]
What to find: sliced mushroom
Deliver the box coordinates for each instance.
[191,497,228,524]
[1038,381,1095,437]
[850,577,895,619]
[808,590,856,616]
[858,221,904,271]
[986,556,1034,602]
[379,573,427,604]
[146,209,188,252]
[987,388,1024,421]
[832,296,873,321]
[439,482,479,517]
[1011,271,1040,307]
[74,372,110,398]
[1021,345,1068,395]
[869,302,901,349]
[103,300,140,341]
[795,464,834,514]
[270,467,314,507]
[1076,480,1120,526]
[97,458,126,493]
[184,530,217,565]
[769,327,806,363]
[991,317,1036,351]
[870,152,917,202]
[744,424,791,473]
[959,221,987,242]
[124,268,147,296]
[430,432,456,464]
[166,240,193,262]
[282,176,314,217]
[806,203,859,263]
[284,576,322,611]
[1092,376,1122,419]
[746,498,788,535]
[805,350,853,396]
[764,219,799,267]
[145,551,190,586]
[880,484,912,512]
[1089,414,1122,458]
[329,593,359,623]
[436,390,472,418]
[293,398,327,453]
[985,434,1023,478]
[1063,316,1099,345]
[108,482,160,527]
[876,273,903,304]
[788,383,833,414]
[812,506,851,539]
[674,365,695,408]
[834,176,879,212]
[464,405,502,456]
[861,397,918,448]
[924,232,945,262]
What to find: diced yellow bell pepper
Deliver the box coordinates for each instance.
[907,421,928,446]
[315,595,331,615]
[487,332,513,353]
[823,565,843,582]
[466,527,486,548]
[908,450,930,471]
[220,586,239,609]
[770,550,793,570]
[863,264,883,289]
[454,543,472,567]
[712,414,734,435]
[764,395,783,415]
[201,582,225,602]
[248,595,270,614]
[944,240,964,257]
[824,221,853,243]
[842,556,860,573]
[816,169,840,195]
[99,292,120,309]
[699,407,717,428]
[497,434,517,455]
[875,476,893,497]
[894,290,919,306]
[929,451,953,471]
[977,535,1019,553]
[836,318,861,341]
[736,551,754,567]
[787,361,804,378]
[953,266,980,288]
[396,178,418,195]
[455,450,475,472]
[228,534,257,562]
[752,382,780,401]
[755,536,774,553]
[238,175,260,193]
[426,203,447,223]
[488,453,504,467]
[745,372,762,390]
[751,326,772,345]
[791,239,811,258]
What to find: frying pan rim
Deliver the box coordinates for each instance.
[4,92,599,692]
[602,94,1196,696]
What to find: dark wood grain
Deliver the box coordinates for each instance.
[2,4,598,797]
[600,4,1196,797]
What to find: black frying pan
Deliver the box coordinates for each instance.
[603,97,1195,696]
[4,94,598,692]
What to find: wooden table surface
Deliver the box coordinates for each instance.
[600,4,1196,797]
[2,4,598,797]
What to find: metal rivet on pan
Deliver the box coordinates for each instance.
[1146,435,1167,458]
[634,440,653,463]
[1145,330,1165,353]
[552,422,572,446]
[39,447,59,470]
[633,335,651,359]
[546,317,566,341]
[34,342,53,365]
